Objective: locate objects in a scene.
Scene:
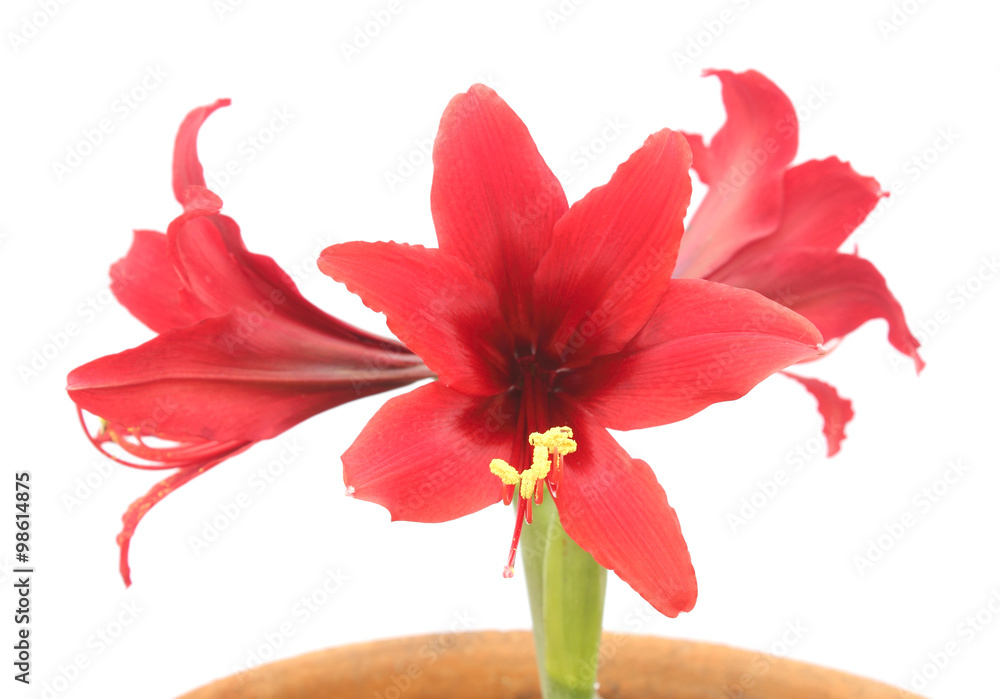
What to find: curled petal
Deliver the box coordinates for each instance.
[675,69,798,278]
[709,158,886,281]
[164,206,409,352]
[172,98,231,204]
[712,249,924,373]
[782,372,855,457]
[109,229,214,333]
[764,157,885,251]
[117,451,247,586]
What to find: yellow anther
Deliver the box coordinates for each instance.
[530,446,550,480]
[519,468,538,500]
[530,426,577,455]
[490,426,576,503]
[489,458,520,486]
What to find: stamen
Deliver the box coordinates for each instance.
[549,453,563,498]
[490,459,519,506]
[490,459,520,484]
[487,425,576,578]
[530,426,577,456]
[503,496,528,578]
[76,407,252,586]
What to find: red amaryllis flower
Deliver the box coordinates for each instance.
[318,85,825,617]
[675,69,924,455]
[67,99,432,585]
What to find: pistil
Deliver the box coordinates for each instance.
[489,426,577,578]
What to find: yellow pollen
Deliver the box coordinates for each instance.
[489,458,520,485]
[489,426,577,498]
[519,468,538,500]
[530,426,577,456]
[531,446,550,479]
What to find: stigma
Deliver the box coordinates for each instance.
[489,426,577,578]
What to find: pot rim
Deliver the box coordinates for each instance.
[177,630,925,699]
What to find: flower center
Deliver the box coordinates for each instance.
[489,426,577,578]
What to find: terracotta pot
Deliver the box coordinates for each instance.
[178,631,921,698]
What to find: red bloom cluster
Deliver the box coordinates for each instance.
[67,99,431,585]
[676,70,922,454]
[69,72,920,615]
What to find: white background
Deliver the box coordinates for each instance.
[1,0,997,697]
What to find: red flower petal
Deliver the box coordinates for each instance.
[109,229,214,333]
[675,70,798,279]
[431,84,568,341]
[534,129,693,366]
[341,382,517,522]
[318,241,514,396]
[172,98,230,205]
[563,279,823,430]
[709,158,885,281]
[767,158,885,250]
[553,401,696,618]
[166,207,406,350]
[782,372,855,457]
[713,249,924,372]
[116,447,249,586]
[67,312,431,443]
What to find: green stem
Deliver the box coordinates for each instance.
[521,493,607,699]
